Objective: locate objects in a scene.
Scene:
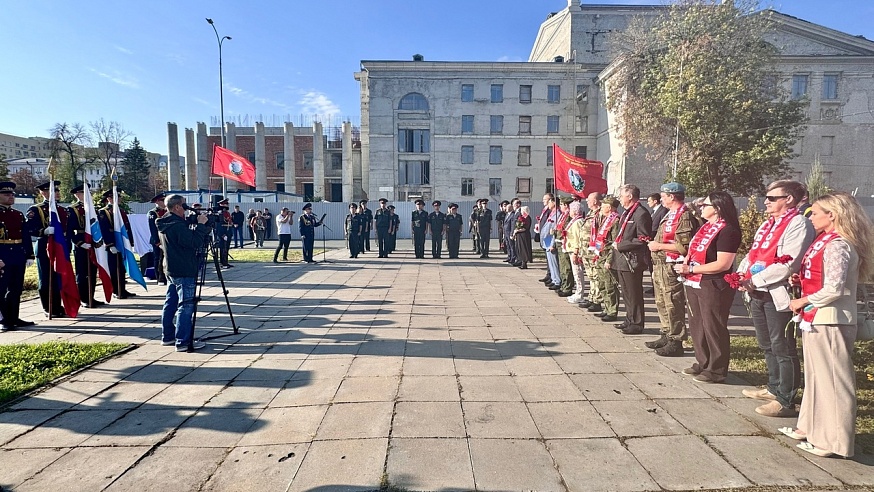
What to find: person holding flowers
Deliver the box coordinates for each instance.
[674,191,741,383]
[512,205,533,269]
[780,192,874,458]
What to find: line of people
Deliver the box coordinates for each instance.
[530,180,873,459]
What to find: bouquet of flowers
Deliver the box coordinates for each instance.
[515,217,526,232]
[638,235,651,243]
[723,272,749,290]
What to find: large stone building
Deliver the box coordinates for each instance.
[355,0,874,201]
[0,132,53,161]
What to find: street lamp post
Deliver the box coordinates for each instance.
[206,17,231,197]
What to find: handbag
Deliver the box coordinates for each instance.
[858,285,874,341]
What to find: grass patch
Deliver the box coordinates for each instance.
[730,335,874,454]
[225,248,324,263]
[0,341,127,405]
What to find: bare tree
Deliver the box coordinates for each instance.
[48,122,98,200]
[90,118,132,179]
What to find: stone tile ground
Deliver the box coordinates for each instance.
[1,244,872,491]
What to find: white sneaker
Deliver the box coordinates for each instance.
[176,340,206,352]
[567,294,581,303]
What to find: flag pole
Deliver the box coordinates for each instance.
[47,170,54,320]
[84,172,93,309]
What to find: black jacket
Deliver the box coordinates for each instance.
[156,212,212,278]
[611,203,652,272]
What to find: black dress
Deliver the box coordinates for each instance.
[514,214,533,264]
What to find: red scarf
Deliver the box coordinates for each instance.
[683,219,727,288]
[745,208,799,274]
[660,204,686,261]
[565,214,584,242]
[554,210,569,240]
[798,231,840,329]
[616,202,640,244]
[589,210,599,249]
[592,211,619,257]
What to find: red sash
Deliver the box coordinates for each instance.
[592,212,619,256]
[616,202,640,244]
[589,210,599,249]
[745,208,799,274]
[554,211,569,241]
[798,231,840,329]
[660,204,686,261]
[683,219,727,288]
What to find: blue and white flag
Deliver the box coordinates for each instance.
[112,180,147,289]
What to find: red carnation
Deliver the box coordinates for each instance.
[723,272,748,290]
[638,235,652,242]
[775,255,793,265]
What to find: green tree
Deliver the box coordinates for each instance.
[605,0,807,196]
[0,154,8,180]
[48,122,98,200]
[117,138,152,201]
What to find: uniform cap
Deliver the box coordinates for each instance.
[359,199,368,204]
[432,200,441,207]
[378,198,388,203]
[303,202,312,210]
[449,203,458,209]
[387,205,396,210]
[560,196,574,205]
[660,182,686,194]
[101,190,114,199]
[70,184,84,194]
[0,181,16,193]
[37,180,61,191]
[151,193,166,203]
[414,199,425,205]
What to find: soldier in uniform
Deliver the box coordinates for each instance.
[299,202,323,263]
[217,199,234,269]
[645,182,696,356]
[25,180,67,316]
[359,199,373,253]
[552,197,575,297]
[428,200,446,259]
[374,198,391,258]
[469,203,480,253]
[387,205,400,253]
[344,203,363,258]
[146,193,168,285]
[411,199,428,259]
[495,200,509,252]
[476,198,493,258]
[591,197,621,322]
[97,189,136,299]
[0,182,36,331]
[66,185,104,307]
[445,203,464,258]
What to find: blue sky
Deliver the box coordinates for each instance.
[2,0,872,158]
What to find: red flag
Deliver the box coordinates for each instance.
[212,145,256,187]
[553,144,608,197]
[48,180,80,317]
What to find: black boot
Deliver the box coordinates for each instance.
[645,334,669,349]
[655,339,685,357]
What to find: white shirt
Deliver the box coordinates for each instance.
[276,213,294,235]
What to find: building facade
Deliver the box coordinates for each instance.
[0,132,53,161]
[356,0,874,200]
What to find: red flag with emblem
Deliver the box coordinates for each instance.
[553,144,607,197]
[211,145,256,187]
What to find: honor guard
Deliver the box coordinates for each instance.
[217,199,234,269]
[358,199,373,253]
[299,202,323,263]
[374,198,391,258]
[428,200,446,259]
[411,199,428,259]
[0,182,36,331]
[476,198,493,258]
[387,205,399,254]
[97,189,136,299]
[445,203,464,258]
[66,185,104,307]
[344,203,363,258]
[25,180,67,316]
[147,193,168,285]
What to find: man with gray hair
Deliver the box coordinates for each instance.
[609,184,652,334]
[157,194,213,352]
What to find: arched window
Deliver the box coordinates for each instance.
[398,93,429,111]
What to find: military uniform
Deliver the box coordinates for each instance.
[218,201,234,268]
[97,191,136,298]
[359,201,373,253]
[374,200,391,258]
[411,202,428,259]
[445,205,464,258]
[25,181,68,315]
[476,202,493,258]
[0,182,36,331]
[67,186,104,307]
[146,194,168,285]
[469,206,480,253]
[345,205,363,258]
[592,209,620,319]
[387,207,400,253]
[428,201,446,259]
[580,206,600,306]
[553,201,575,295]
[299,203,322,263]
[495,203,508,252]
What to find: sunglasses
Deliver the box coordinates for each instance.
[764,195,789,202]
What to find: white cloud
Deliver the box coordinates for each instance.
[114,45,133,55]
[497,55,524,62]
[89,68,139,89]
[193,97,217,109]
[225,84,293,111]
[297,90,341,117]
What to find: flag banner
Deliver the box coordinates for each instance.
[112,185,147,289]
[212,145,256,187]
[48,179,80,317]
[553,144,608,197]
[83,181,114,302]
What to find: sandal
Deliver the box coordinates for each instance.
[778,427,807,440]
[796,442,834,457]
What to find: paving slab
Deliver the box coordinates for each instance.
[8,380,116,410]
[624,371,713,399]
[202,443,309,492]
[288,438,388,492]
[459,374,524,401]
[469,438,564,491]
[333,375,400,402]
[392,401,466,438]
[528,401,615,439]
[0,409,62,446]
[552,352,618,374]
[655,398,760,436]
[4,409,127,448]
[237,405,329,445]
[708,435,842,487]
[315,401,393,439]
[269,378,342,407]
[548,438,659,491]
[0,447,70,489]
[591,400,689,438]
[396,375,460,401]
[165,407,263,447]
[625,435,751,490]
[462,401,540,438]
[386,438,475,491]
[18,445,148,492]
[80,407,196,447]
[569,373,647,400]
[104,446,227,491]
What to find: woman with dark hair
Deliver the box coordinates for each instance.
[674,191,742,383]
[512,205,533,269]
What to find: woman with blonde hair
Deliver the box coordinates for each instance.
[782,191,874,457]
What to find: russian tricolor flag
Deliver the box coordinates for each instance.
[48,180,80,318]
[83,181,113,302]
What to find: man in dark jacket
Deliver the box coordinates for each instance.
[609,184,653,334]
[157,194,212,352]
[147,193,167,285]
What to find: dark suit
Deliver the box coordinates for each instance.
[610,203,653,330]
[650,205,668,238]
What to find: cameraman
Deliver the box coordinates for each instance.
[157,194,212,352]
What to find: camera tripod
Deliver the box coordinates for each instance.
[187,231,238,352]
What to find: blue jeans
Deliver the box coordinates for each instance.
[749,292,800,408]
[232,226,243,247]
[546,248,560,286]
[161,276,197,348]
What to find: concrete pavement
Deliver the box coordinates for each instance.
[1,244,872,491]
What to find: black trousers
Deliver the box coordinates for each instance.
[275,234,291,261]
[153,244,166,283]
[616,268,645,328]
[347,233,360,257]
[107,250,129,297]
[505,235,516,263]
[413,230,426,258]
[376,227,389,257]
[219,228,232,266]
[477,229,491,257]
[687,279,735,382]
[431,234,443,258]
[302,233,316,262]
[74,246,97,304]
[36,251,63,314]
[0,262,26,324]
[387,233,397,253]
[447,232,461,258]
[364,230,371,251]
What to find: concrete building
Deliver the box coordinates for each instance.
[355,1,874,200]
[0,132,53,161]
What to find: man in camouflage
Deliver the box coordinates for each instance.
[579,192,602,308]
